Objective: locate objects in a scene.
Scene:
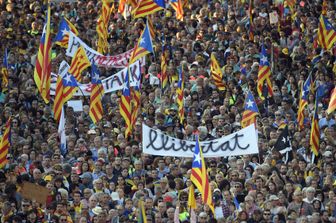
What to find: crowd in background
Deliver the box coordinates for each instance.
[0,0,336,222]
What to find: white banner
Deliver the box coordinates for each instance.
[66,32,145,68]
[50,61,141,96]
[142,124,259,158]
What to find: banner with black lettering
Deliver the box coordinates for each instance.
[142,124,259,157]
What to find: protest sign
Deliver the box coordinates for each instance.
[142,124,259,158]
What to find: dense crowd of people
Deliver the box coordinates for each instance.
[0,0,336,222]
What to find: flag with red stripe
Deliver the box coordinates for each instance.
[318,15,336,50]
[68,46,91,81]
[241,90,259,128]
[310,95,319,156]
[132,0,165,19]
[257,44,273,100]
[54,17,79,48]
[119,70,132,138]
[34,3,51,104]
[210,53,225,91]
[191,135,214,213]
[327,87,336,114]
[97,0,112,54]
[297,74,312,130]
[170,0,184,21]
[0,118,11,169]
[176,67,184,124]
[249,0,254,41]
[1,48,9,92]
[160,50,168,90]
[89,63,105,124]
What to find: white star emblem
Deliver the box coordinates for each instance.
[282,137,287,144]
[61,28,69,36]
[246,99,254,108]
[140,37,146,45]
[123,81,129,92]
[261,55,268,64]
[64,74,72,84]
[92,72,100,82]
[194,152,201,165]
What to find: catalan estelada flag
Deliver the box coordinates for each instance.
[132,0,165,19]
[131,75,141,127]
[297,74,312,130]
[248,0,254,41]
[310,94,320,156]
[68,46,91,81]
[129,20,154,64]
[257,44,273,100]
[318,15,336,50]
[241,90,259,128]
[191,135,214,213]
[138,199,147,223]
[170,0,184,21]
[53,73,78,123]
[34,3,51,104]
[210,53,225,91]
[1,48,9,92]
[89,63,104,124]
[176,67,184,124]
[54,17,79,48]
[119,70,132,138]
[160,49,168,90]
[97,0,112,54]
[327,87,336,114]
[0,118,11,169]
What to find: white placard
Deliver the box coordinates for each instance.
[142,124,259,158]
[67,100,83,112]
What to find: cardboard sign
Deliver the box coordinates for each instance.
[20,182,50,205]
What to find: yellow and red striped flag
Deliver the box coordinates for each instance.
[68,46,91,81]
[131,87,141,127]
[241,90,259,128]
[170,0,184,21]
[310,95,320,156]
[297,74,312,130]
[89,64,104,124]
[318,15,336,50]
[248,0,254,41]
[327,87,336,114]
[1,48,9,93]
[257,44,273,100]
[132,0,165,19]
[34,3,51,104]
[176,67,184,124]
[54,17,79,48]
[322,0,327,15]
[0,118,11,169]
[191,135,214,213]
[210,53,225,91]
[188,184,196,209]
[97,0,112,54]
[119,70,132,138]
[160,51,168,90]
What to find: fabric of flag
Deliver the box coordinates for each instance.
[311,54,322,65]
[54,17,79,48]
[131,76,141,127]
[97,0,112,54]
[129,20,154,64]
[89,63,105,124]
[58,107,67,156]
[147,16,156,40]
[297,74,312,130]
[327,87,336,114]
[191,135,214,213]
[1,48,9,92]
[286,0,295,11]
[170,0,184,21]
[176,67,184,124]
[119,70,132,138]
[160,52,168,90]
[138,200,147,223]
[310,96,320,156]
[118,0,127,14]
[318,16,336,50]
[188,184,196,209]
[274,126,292,154]
[257,44,273,100]
[68,46,91,81]
[132,0,165,19]
[0,118,11,169]
[53,73,78,123]
[248,0,254,41]
[34,3,51,104]
[322,0,327,15]
[241,90,259,128]
[210,53,225,91]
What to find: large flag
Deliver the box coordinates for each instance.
[58,107,67,156]
[131,75,141,127]
[68,46,91,81]
[54,17,79,48]
[34,3,51,104]
[274,125,292,154]
[119,70,132,138]
[53,73,78,123]
[176,67,184,124]
[97,0,112,54]
[210,53,225,91]
[188,184,196,209]
[327,87,336,114]
[0,118,11,169]
[241,90,259,128]
[89,63,105,124]
[297,74,312,130]
[1,48,9,92]
[138,200,147,223]
[132,0,165,19]
[160,50,168,90]
[191,135,214,213]
[248,0,254,41]
[318,16,336,50]
[257,44,273,100]
[129,20,154,64]
[310,95,320,156]
[170,0,184,21]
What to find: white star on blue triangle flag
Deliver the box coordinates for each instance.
[138,24,154,53]
[91,63,101,84]
[192,135,202,168]
[259,44,270,66]
[244,90,259,113]
[122,70,131,97]
[61,73,78,87]
[54,18,70,42]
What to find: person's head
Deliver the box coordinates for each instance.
[198,212,208,223]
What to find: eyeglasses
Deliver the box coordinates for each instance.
[263,213,271,216]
